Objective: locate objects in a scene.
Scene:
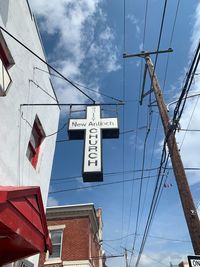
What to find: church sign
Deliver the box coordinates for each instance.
[68,105,119,182]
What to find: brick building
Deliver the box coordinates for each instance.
[38,204,105,267]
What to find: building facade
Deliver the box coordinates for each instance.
[179,262,189,267]
[0,0,60,266]
[38,204,105,267]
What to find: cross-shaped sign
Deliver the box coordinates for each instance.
[68,105,119,182]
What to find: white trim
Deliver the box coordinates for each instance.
[45,227,64,264]
[47,203,94,209]
[44,259,62,265]
[48,224,66,230]
[63,260,92,267]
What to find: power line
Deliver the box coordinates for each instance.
[128,104,152,257]
[179,95,200,149]
[133,38,200,267]
[104,233,190,243]
[134,141,168,267]
[29,79,57,102]
[179,129,200,132]
[121,0,126,247]
[50,166,200,183]
[0,26,95,103]
[126,248,169,267]
[49,175,158,194]
[90,254,124,260]
[172,40,200,125]
[104,241,122,254]
[162,0,180,92]
[51,167,159,181]
[21,111,68,138]
[129,1,169,266]
[125,0,150,248]
[56,128,145,143]
[34,67,123,103]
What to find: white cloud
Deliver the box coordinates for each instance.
[127,14,138,25]
[173,2,200,186]
[29,0,120,103]
[136,252,188,267]
[47,196,59,206]
[190,3,200,54]
[127,14,141,38]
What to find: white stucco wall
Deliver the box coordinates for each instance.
[0,0,60,266]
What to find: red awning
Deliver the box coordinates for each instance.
[0,186,52,265]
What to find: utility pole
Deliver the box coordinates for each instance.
[123,50,200,254]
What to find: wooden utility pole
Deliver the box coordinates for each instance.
[144,55,200,254]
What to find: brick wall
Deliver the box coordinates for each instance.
[39,216,92,266]
[90,227,100,267]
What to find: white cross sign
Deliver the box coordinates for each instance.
[68,105,119,182]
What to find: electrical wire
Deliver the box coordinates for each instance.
[51,167,159,181]
[180,129,200,132]
[90,253,124,259]
[124,0,150,242]
[172,40,200,125]
[128,1,169,263]
[133,248,169,267]
[29,79,57,102]
[49,175,158,195]
[129,30,199,267]
[21,111,67,137]
[133,141,168,267]
[56,128,142,143]
[0,25,95,103]
[104,241,122,254]
[130,2,173,266]
[162,0,180,93]
[121,0,126,247]
[179,96,200,150]
[104,233,190,243]
[52,174,157,185]
[34,67,123,104]
[128,101,152,260]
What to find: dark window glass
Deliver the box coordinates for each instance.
[49,230,62,259]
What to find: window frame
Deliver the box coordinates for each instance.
[26,115,45,169]
[45,225,65,264]
[0,31,14,96]
[0,31,14,69]
[49,229,63,259]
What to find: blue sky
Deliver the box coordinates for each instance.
[29,1,200,267]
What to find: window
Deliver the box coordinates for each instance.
[45,225,65,264]
[49,230,63,259]
[26,116,45,169]
[0,31,14,96]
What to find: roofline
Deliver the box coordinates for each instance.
[46,203,99,234]
[47,203,95,209]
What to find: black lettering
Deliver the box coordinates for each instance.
[193,260,200,267]
[89,134,98,139]
[89,153,97,159]
[90,128,98,133]
[89,146,97,152]
[89,139,97,145]
[88,160,98,166]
